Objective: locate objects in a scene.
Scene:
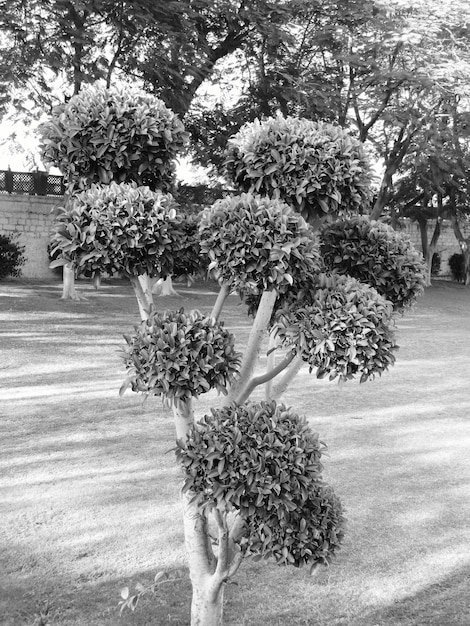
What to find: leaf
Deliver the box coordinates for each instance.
[120,587,129,600]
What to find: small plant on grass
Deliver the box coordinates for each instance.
[0,233,25,280]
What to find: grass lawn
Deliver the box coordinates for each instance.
[1,278,469,626]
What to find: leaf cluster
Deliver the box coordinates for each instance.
[199,193,320,294]
[320,217,427,311]
[38,81,188,191]
[50,182,184,279]
[172,213,208,280]
[176,400,344,569]
[122,308,241,403]
[273,273,397,383]
[224,114,372,222]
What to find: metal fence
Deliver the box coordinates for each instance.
[0,170,66,196]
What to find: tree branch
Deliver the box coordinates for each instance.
[235,349,296,405]
[226,289,278,405]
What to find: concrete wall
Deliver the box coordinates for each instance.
[0,194,63,279]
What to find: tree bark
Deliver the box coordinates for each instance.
[61,262,82,300]
[152,276,180,296]
[173,400,230,625]
[226,289,278,404]
[129,275,153,320]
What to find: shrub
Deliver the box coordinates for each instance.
[319,217,426,311]
[431,252,441,276]
[39,81,188,192]
[50,182,184,279]
[273,273,397,383]
[0,233,25,280]
[176,400,345,569]
[199,193,320,295]
[224,114,372,222]
[121,308,241,403]
[449,253,465,282]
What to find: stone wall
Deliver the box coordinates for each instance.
[0,194,63,279]
[400,219,468,276]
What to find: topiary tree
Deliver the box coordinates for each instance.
[49,182,185,319]
[224,113,373,225]
[118,186,425,624]
[45,105,425,623]
[38,81,188,300]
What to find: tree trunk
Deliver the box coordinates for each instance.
[173,400,227,625]
[61,262,82,300]
[190,576,225,626]
[129,275,153,320]
[152,276,180,296]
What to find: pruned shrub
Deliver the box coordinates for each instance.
[449,253,465,282]
[319,217,426,311]
[121,308,241,403]
[224,114,372,222]
[273,273,397,382]
[431,252,441,276]
[176,400,345,569]
[39,81,188,191]
[199,193,321,295]
[50,182,184,279]
[0,233,25,280]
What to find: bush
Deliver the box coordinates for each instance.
[449,253,465,282]
[273,273,397,383]
[50,182,184,279]
[199,193,320,295]
[224,114,372,222]
[176,400,345,569]
[319,217,426,311]
[39,81,188,192]
[0,233,25,280]
[431,252,441,276]
[121,308,241,403]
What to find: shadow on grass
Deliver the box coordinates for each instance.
[358,564,470,626]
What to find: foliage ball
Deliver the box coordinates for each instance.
[122,308,241,403]
[39,81,188,191]
[224,114,372,222]
[50,182,184,279]
[177,400,345,568]
[199,193,320,294]
[319,217,426,310]
[273,273,397,382]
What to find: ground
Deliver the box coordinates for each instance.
[1,277,469,625]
